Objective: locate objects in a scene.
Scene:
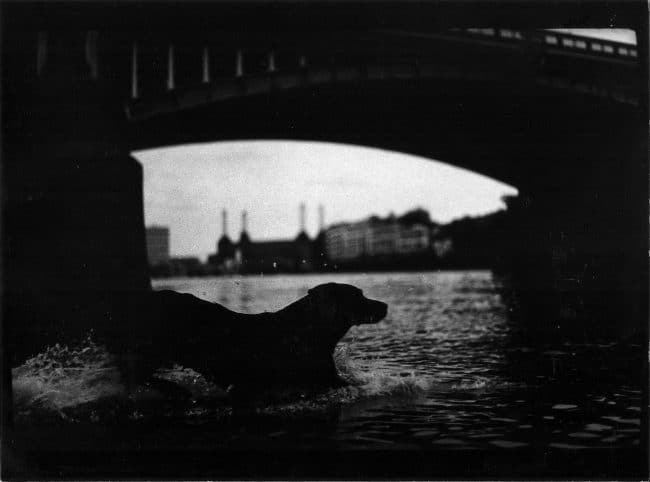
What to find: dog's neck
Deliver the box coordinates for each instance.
[276,294,317,317]
[276,294,342,328]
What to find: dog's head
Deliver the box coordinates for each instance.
[307,283,388,327]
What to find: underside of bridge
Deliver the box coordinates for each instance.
[2,2,648,371]
[131,77,636,189]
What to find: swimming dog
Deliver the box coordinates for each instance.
[114,283,388,403]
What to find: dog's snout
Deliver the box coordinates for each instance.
[371,300,388,320]
[378,301,388,319]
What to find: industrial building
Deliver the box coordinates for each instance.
[210,204,324,274]
[145,225,170,266]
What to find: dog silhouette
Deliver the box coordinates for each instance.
[114,283,388,404]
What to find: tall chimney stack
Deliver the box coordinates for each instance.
[299,203,306,233]
[241,210,248,233]
[222,209,228,237]
[318,205,325,232]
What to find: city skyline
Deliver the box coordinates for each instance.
[147,204,442,261]
[134,140,518,260]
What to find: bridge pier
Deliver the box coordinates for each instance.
[4,31,151,365]
[504,128,646,342]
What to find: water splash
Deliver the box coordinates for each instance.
[11,338,434,422]
[450,377,521,391]
[335,344,431,396]
[154,366,229,400]
[257,345,433,416]
[12,336,124,419]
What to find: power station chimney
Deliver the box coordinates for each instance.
[299,203,306,233]
[241,210,247,233]
[238,209,251,245]
[318,205,325,232]
[221,209,228,237]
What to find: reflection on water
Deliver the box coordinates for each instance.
[12,271,644,453]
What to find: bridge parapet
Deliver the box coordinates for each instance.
[457,28,638,60]
[119,29,640,122]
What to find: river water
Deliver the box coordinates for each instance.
[10,271,646,475]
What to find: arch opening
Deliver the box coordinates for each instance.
[133,139,518,276]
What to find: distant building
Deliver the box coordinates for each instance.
[325,210,436,263]
[210,205,320,274]
[325,222,368,261]
[145,226,170,266]
[396,224,430,254]
[236,235,314,273]
[432,238,454,258]
[366,220,400,256]
[208,209,236,269]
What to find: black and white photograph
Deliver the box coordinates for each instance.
[2,0,648,479]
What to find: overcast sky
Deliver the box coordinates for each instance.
[134,141,517,260]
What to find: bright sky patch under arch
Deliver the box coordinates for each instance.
[134,140,518,260]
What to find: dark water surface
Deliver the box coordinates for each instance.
[9,271,647,477]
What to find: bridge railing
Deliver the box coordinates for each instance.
[458,28,638,60]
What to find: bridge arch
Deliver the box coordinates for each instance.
[128,71,637,193]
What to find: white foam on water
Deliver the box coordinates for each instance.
[12,337,124,417]
[258,345,434,415]
[450,378,489,390]
[12,339,433,420]
[154,366,229,400]
[335,345,432,395]
[11,337,510,421]
[449,376,520,392]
